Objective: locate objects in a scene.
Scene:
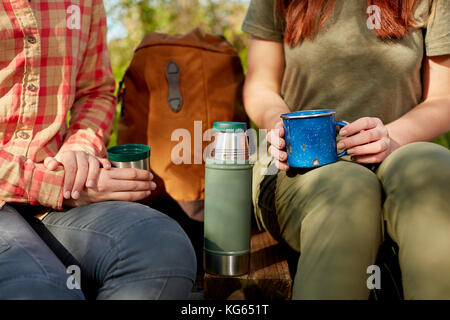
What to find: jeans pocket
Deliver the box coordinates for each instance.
[0,236,11,254]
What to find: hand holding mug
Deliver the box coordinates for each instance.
[338,117,396,163]
[267,120,290,171]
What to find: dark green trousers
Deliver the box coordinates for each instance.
[253,142,450,300]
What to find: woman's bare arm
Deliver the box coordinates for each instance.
[386,55,450,149]
[243,36,290,130]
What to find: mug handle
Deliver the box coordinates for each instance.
[335,121,348,158]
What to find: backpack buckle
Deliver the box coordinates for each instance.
[166,61,183,113]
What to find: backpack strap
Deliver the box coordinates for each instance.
[117,77,126,116]
[166,61,183,113]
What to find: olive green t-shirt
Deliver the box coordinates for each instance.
[242,0,450,124]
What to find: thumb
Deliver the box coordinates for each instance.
[276,121,285,137]
[44,157,60,171]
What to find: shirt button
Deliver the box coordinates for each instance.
[27,36,37,44]
[17,131,30,140]
[27,84,37,92]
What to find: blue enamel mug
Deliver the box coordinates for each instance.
[281,110,347,168]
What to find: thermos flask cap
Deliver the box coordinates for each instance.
[213,122,247,133]
[211,122,249,162]
[107,144,151,162]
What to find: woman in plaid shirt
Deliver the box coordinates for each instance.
[0,0,196,299]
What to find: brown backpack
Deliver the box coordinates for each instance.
[117,28,247,220]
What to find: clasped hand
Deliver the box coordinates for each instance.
[44,151,156,207]
[268,117,395,171]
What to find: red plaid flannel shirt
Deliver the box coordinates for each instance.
[0,0,116,210]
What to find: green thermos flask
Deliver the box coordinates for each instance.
[204,122,253,276]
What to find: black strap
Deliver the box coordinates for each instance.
[166,61,183,113]
[117,77,126,116]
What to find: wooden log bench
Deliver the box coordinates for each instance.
[204,229,294,300]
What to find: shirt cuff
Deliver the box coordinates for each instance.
[58,136,107,158]
[28,164,65,210]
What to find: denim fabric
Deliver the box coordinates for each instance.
[0,201,197,300]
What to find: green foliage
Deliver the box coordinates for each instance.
[434,132,450,149]
[106,0,250,84]
[105,0,250,147]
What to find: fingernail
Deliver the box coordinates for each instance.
[72,191,80,199]
[64,191,71,199]
[340,130,348,136]
[86,180,94,188]
[347,148,355,155]
[151,182,157,189]
[337,142,345,149]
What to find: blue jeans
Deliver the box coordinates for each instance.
[0,201,197,300]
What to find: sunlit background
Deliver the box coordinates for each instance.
[103,0,250,146]
[105,0,250,81]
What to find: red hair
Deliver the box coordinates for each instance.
[277,0,422,46]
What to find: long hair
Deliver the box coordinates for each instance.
[276,0,434,46]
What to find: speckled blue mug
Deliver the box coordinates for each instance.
[281,110,347,168]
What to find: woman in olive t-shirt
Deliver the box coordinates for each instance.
[242,0,450,299]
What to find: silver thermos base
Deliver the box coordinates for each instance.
[204,251,250,276]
